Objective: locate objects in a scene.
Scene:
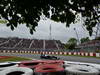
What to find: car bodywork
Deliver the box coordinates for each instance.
[40,54,59,60]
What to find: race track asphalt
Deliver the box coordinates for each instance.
[0,53,100,64]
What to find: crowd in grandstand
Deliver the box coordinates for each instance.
[77,40,100,52]
[0,37,65,51]
[0,37,99,52]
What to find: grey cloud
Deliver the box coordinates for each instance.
[0,19,90,43]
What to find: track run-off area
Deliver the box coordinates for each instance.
[0,53,100,64]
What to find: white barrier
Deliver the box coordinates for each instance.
[85,53,88,56]
[64,61,100,75]
[90,53,93,56]
[65,65,99,75]
[96,53,100,57]
[0,67,33,75]
[0,62,18,71]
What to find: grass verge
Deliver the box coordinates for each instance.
[0,56,31,62]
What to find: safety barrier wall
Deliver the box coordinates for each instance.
[0,50,100,57]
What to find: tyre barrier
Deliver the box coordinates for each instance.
[18,60,45,69]
[0,67,33,75]
[64,64,99,75]
[34,64,65,75]
[64,61,100,72]
[0,60,100,75]
[64,61,90,67]
[64,61,80,65]
[64,61,97,68]
[89,63,100,71]
[7,61,21,64]
[0,62,18,71]
[43,60,64,65]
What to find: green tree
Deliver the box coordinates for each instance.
[80,37,90,43]
[0,0,100,35]
[65,44,76,50]
[95,37,100,40]
[65,38,77,49]
[68,38,77,44]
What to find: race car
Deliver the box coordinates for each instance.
[40,54,59,60]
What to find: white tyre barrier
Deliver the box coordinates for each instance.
[64,61,100,75]
[64,61,81,65]
[65,65,99,75]
[0,62,18,71]
[64,61,94,67]
[64,61,100,72]
[64,61,83,68]
[64,61,91,65]
[8,61,21,64]
[89,63,100,71]
[0,67,33,75]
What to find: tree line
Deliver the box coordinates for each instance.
[65,37,100,49]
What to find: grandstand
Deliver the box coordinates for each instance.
[77,40,100,52]
[0,37,65,51]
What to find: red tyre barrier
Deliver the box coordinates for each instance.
[18,60,45,69]
[34,64,64,73]
[55,60,64,64]
[43,60,64,65]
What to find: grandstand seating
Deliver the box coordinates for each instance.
[45,40,57,49]
[0,37,65,51]
[77,40,100,52]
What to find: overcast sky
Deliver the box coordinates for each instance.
[0,19,93,43]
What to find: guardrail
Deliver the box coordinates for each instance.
[0,50,100,57]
